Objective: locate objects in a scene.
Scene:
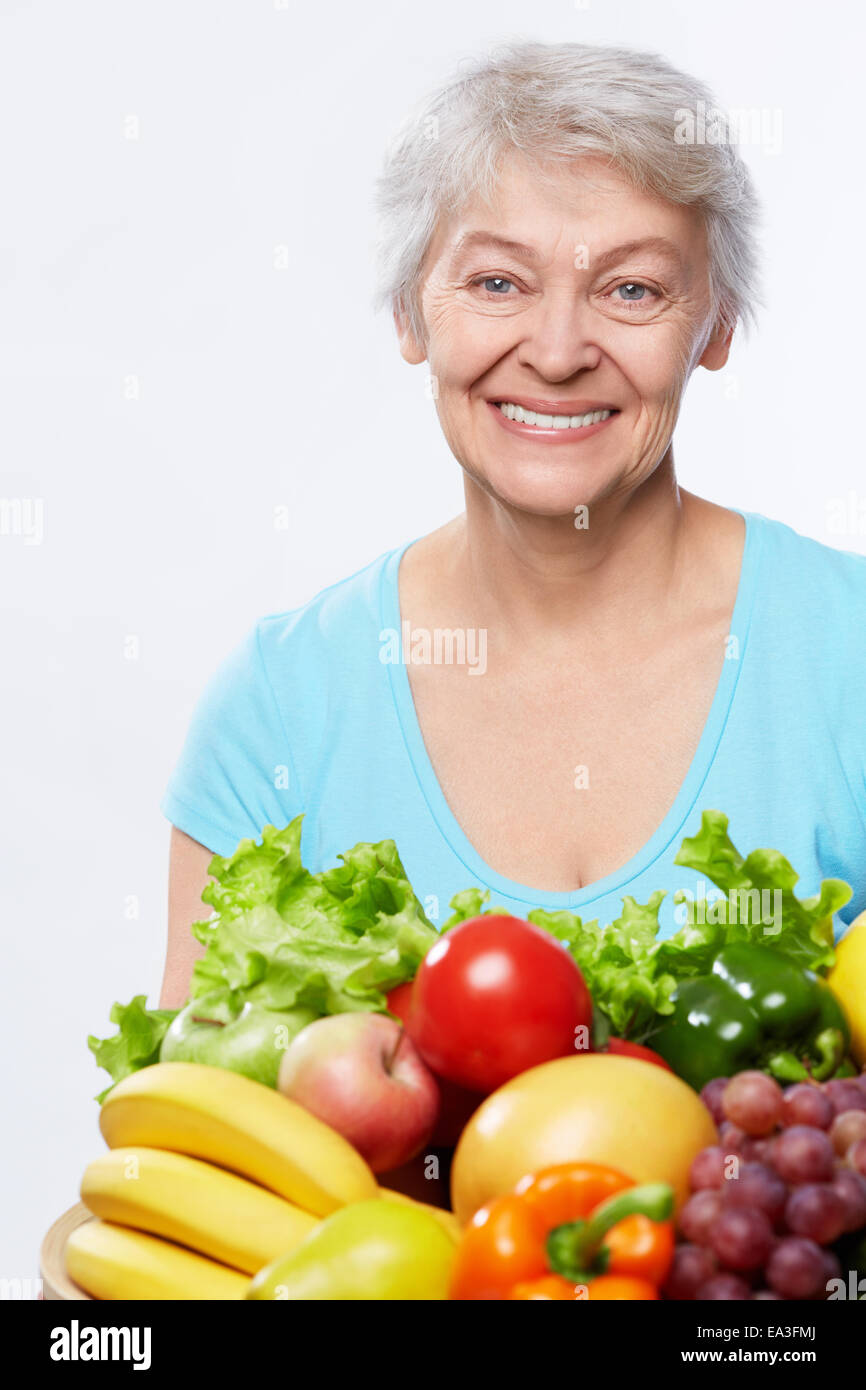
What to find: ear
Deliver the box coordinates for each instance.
[394,298,427,366]
[698,318,735,372]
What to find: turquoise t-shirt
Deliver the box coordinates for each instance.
[161,511,866,940]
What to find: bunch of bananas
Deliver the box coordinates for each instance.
[65,1060,382,1300]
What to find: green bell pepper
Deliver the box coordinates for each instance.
[649,943,850,1092]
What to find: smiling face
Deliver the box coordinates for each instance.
[397,153,732,518]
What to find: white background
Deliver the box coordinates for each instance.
[2,0,865,1281]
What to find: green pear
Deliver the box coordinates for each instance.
[246,1199,455,1300]
[160,991,317,1087]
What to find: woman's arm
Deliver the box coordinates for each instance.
[160,826,214,1009]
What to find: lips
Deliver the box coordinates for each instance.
[486,398,620,444]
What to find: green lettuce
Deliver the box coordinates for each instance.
[89,817,438,1097]
[529,893,678,1040]
[529,811,850,1040]
[87,996,178,1102]
[669,809,850,975]
[189,819,439,1013]
[89,809,852,1093]
[441,887,508,930]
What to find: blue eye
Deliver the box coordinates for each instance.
[481,277,513,294]
[617,283,647,301]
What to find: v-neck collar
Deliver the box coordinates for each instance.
[380,509,764,910]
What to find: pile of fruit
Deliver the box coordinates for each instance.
[67,1061,459,1300]
[67,1047,718,1300]
[68,810,866,1300]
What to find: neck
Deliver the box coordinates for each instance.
[454,447,692,648]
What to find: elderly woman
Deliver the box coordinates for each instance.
[160,40,866,1010]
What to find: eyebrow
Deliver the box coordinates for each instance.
[450,230,686,271]
[451,231,545,263]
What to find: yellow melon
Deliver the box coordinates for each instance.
[451,1053,717,1224]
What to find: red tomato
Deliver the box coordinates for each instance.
[406,916,593,1094]
[605,1038,673,1072]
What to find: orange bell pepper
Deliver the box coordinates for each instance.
[450,1162,674,1301]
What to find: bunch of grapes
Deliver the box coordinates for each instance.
[664,1068,866,1300]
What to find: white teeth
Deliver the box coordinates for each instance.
[498,403,612,429]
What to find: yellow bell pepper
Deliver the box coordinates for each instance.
[828,911,866,1065]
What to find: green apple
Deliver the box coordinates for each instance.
[160,990,317,1087]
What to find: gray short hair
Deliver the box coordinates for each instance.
[372,40,764,348]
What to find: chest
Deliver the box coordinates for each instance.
[405,626,730,893]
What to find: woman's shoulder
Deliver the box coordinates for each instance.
[742,512,866,699]
[244,542,408,686]
[746,509,866,603]
[257,542,403,631]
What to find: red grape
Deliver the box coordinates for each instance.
[718,1121,747,1153]
[847,1138,866,1176]
[769,1125,835,1183]
[696,1273,752,1300]
[701,1077,729,1125]
[752,1289,783,1299]
[784,1183,847,1245]
[721,1161,787,1225]
[823,1079,866,1115]
[766,1236,828,1299]
[830,1166,866,1231]
[709,1207,775,1272]
[689,1146,729,1191]
[781,1083,833,1130]
[723,1071,784,1135]
[830,1110,866,1155]
[719,1129,770,1161]
[663,1243,717,1300]
[739,1136,771,1163]
[679,1190,723,1246]
[817,1248,842,1294]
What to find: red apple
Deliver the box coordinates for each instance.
[276,1013,440,1173]
[387,982,479,1144]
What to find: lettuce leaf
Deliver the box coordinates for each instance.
[89,809,852,1093]
[526,812,850,1039]
[529,893,678,1039]
[441,887,508,930]
[87,996,178,1102]
[189,819,439,1013]
[89,817,439,1096]
[671,809,850,974]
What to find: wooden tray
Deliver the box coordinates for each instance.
[40,1203,94,1301]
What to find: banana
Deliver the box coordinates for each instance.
[81,1147,318,1274]
[99,1062,378,1215]
[65,1219,248,1300]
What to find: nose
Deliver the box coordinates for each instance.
[515,290,604,383]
